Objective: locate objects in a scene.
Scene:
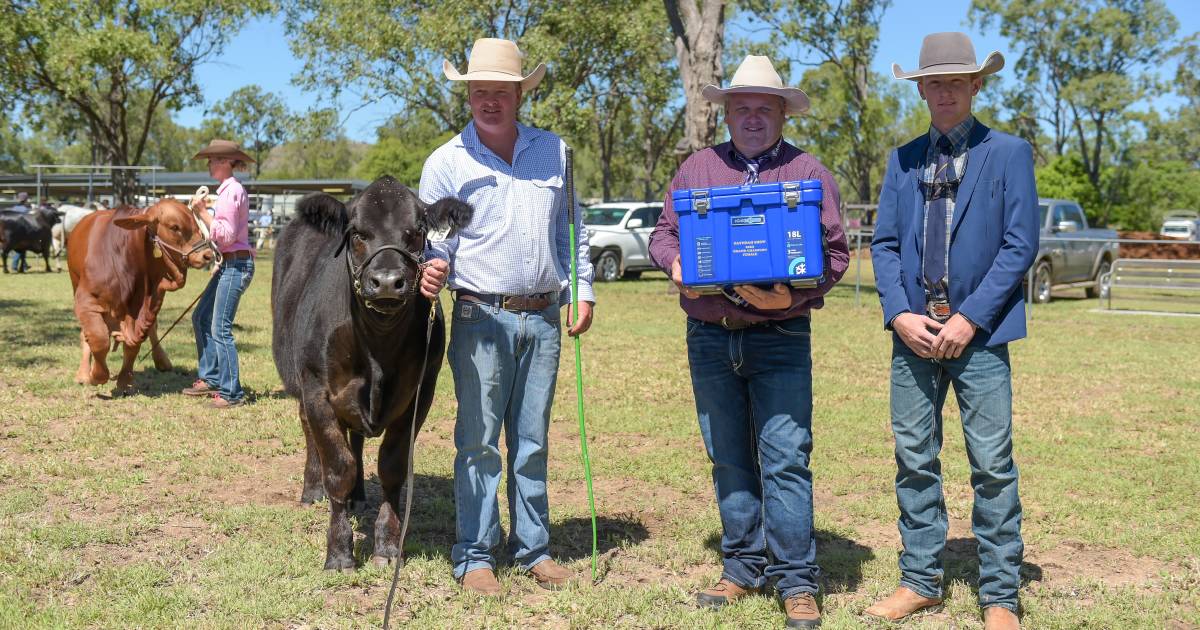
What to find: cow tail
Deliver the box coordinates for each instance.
[296,193,348,235]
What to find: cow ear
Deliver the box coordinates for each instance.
[113,208,157,231]
[421,197,473,242]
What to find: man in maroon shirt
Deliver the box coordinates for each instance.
[649,55,849,629]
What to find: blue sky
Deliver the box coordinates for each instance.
[177,0,1199,143]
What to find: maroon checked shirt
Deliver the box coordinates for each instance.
[649,141,850,323]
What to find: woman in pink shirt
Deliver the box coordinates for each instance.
[182,140,255,408]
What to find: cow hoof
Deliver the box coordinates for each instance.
[371,554,403,569]
[300,490,326,505]
[323,559,356,573]
[153,359,173,372]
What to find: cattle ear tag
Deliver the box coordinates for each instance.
[152,243,163,258]
[427,225,451,243]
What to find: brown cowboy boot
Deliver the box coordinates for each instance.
[863,586,943,621]
[460,568,502,596]
[528,559,574,591]
[983,606,1020,630]
[181,379,214,396]
[783,592,822,628]
[696,577,758,609]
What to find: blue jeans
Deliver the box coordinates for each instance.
[889,339,1023,612]
[447,297,561,578]
[686,316,819,599]
[192,257,254,403]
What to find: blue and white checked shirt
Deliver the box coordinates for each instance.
[419,121,595,305]
[921,115,974,294]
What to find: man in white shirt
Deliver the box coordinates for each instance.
[418,37,594,596]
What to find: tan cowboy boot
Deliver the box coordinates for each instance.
[863,586,943,621]
[460,568,502,596]
[696,577,758,609]
[984,606,1020,630]
[528,559,574,591]
[783,592,822,628]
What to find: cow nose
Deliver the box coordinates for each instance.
[366,270,406,298]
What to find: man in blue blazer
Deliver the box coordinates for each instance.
[867,33,1038,630]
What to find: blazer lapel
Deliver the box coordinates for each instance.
[909,135,930,256]
[950,123,992,238]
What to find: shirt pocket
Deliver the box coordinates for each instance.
[529,175,563,203]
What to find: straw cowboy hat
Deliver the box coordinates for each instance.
[893,32,1004,81]
[702,55,810,116]
[192,139,255,164]
[443,38,546,92]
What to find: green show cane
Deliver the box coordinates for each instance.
[565,146,599,582]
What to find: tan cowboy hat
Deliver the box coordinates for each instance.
[702,55,810,116]
[893,32,1004,81]
[442,38,546,92]
[192,139,255,164]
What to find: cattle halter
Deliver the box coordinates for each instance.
[335,227,426,315]
[148,190,222,266]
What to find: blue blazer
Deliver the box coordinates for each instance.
[871,122,1039,346]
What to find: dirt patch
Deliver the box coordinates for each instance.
[1118,231,1200,260]
[1025,538,1169,589]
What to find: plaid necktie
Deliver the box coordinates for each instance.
[731,140,782,185]
[922,135,956,299]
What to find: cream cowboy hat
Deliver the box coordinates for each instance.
[893,32,1004,81]
[192,139,255,164]
[442,38,546,92]
[702,55,810,116]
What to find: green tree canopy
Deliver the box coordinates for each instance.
[0,0,274,202]
[208,86,290,176]
[970,0,1181,224]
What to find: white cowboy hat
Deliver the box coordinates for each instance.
[702,55,810,116]
[442,38,546,92]
[893,32,1005,81]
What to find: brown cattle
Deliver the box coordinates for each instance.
[68,199,216,392]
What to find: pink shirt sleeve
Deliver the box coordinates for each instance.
[210,182,245,248]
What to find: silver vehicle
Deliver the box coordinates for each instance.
[1030,198,1120,303]
[1160,210,1199,241]
[584,202,664,282]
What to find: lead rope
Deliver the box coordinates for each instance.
[565,146,599,582]
[382,293,436,629]
[135,186,224,364]
[190,186,223,266]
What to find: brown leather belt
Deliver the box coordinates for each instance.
[223,250,253,260]
[457,290,555,312]
[714,314,809,330]
[718,317,773,330]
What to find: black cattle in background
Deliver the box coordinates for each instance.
[271,176,472,571]
[1,207,62,273]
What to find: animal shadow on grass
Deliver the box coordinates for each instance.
[0,298,81,366]
[703,529,875,594]
[349,472,457,564]
[551,513,650,562]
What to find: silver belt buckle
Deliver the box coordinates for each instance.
[927,299,951,323]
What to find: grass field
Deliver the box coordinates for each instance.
[1,254,1198,629]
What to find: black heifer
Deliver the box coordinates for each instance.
[272,176,471,571]
[1,208,62,273]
